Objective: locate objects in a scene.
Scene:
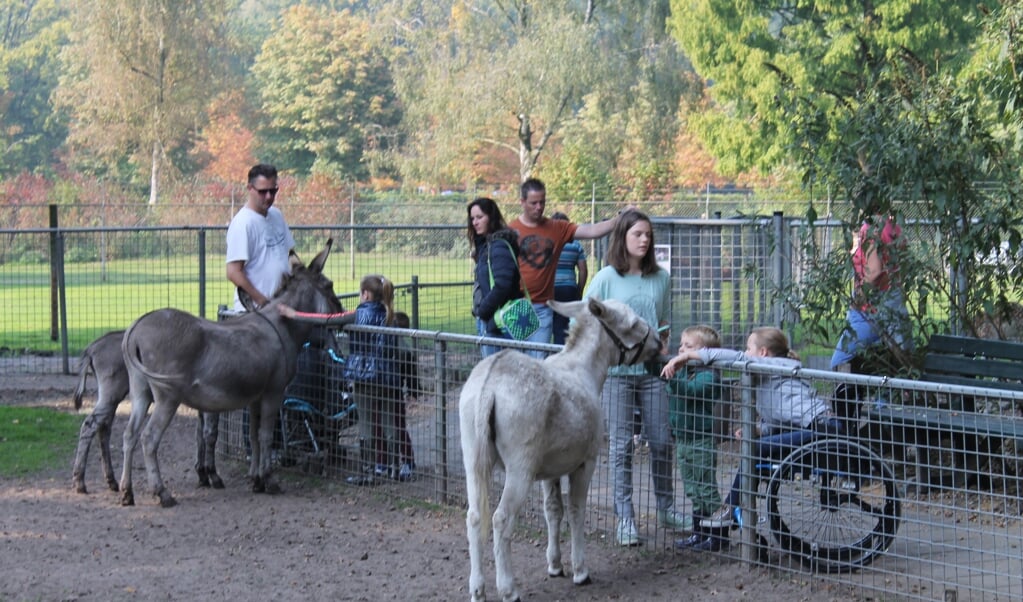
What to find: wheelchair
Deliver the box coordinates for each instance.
[737,412,902,573]
[278,341,358,472]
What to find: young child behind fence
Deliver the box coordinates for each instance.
[390,312,419,482]
[665,325,727,552]
[661,326,838,531]
[279,274,400,486]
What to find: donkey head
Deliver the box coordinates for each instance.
[272,239,343,315]
[550,297,661,365]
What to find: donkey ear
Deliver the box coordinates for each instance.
[587,296,607,318]
[288,249,303,271]
[308,238,333,273]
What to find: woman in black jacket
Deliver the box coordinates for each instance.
[467,197,522,357]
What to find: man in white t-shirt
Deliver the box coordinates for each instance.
[226,164,295,311]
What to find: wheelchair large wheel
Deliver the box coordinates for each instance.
[766,439,901,573]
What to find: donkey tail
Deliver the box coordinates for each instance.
[470,376,499,538]
[72,352,93,411]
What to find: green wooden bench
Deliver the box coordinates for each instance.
[862,335,1023,491]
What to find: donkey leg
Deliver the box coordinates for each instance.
[195,415,210,487]
[140,400,180,508]
[97,412,120,492]
[118,392,151,506]
[493,473,530,602]
[71,410,103,494]
[203,412,224,489]
[459,416,488,602]
[253,403,282,494]
[247,404,261,483]
[566,462,597,586]
[540,478,565,577]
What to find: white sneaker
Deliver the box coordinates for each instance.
[700,505,736,528]
[656,509,693,531]
[616,517,640,546]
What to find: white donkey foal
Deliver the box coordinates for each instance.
[459,298,661,602]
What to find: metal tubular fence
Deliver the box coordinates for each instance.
[2,217,794,374]
[4,217,1022,599]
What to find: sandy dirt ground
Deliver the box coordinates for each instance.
[0,374,865,601]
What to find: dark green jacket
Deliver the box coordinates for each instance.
[667,366,722,440]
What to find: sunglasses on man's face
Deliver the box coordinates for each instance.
[254,187,279,196]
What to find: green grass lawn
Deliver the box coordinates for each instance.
[1,252,478,355]
[0,406,81,478]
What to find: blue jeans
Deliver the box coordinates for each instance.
[521,303,554,360]
[601,374,675,519]
[831,291,911,369]
[725,417,844,507]
[476,318,508,358]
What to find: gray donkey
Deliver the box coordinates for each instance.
[71,330,223,494]
[119,239,341,507]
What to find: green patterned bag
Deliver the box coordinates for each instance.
[494,297,540,340]
[488,240,539,340]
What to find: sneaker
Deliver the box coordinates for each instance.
[691,535,728,553]
[615,518,640,547]
[673,533,704,550]
[656,509,693,531]
[397,463,414,482]
[345,475,376,486]
[373,464,389,477]
[700,505,736,529]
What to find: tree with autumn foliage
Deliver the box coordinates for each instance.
[192,91,258,185]
[252,6,401,179]
[54,0,232,204]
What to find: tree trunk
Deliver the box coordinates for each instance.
[149,140,160,205]
[518,113,533,183]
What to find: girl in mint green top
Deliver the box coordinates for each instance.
[583,209,683,544]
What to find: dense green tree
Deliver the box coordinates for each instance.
[755,3,1023,372]
[252,6,400,178]
[0,0,69,177]
[55,0,231,203]
[668,0,984,177]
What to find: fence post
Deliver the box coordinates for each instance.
[411,275,420,330]
[55,231,70,374]
[48,205,59,342]
[737,368,759,564]
[433,339,449,504]
[198,229,207,318]
[771,211,786,327]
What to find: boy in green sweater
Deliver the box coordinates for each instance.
[666,325,728,551]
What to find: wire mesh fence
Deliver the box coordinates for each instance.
[214,328,1023,601]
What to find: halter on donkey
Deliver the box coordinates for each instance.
[118,240,341,507]
[459,297,662,602]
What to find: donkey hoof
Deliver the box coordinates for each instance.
[73,482,88,495]
[197,473,211,488]
[547,566,565,578]
[157,490,177,508]
[573,573,592,586]
[209,474,225,489]
[251,477,266,493]
[106,479,120,492]
[120,490,135,506]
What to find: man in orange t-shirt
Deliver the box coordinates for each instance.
[509,178,627,357]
